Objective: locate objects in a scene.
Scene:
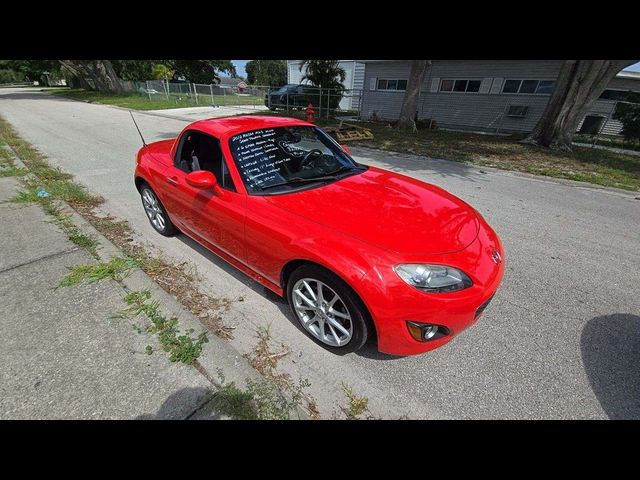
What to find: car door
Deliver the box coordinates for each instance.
[174,131,247,263]
[155,131,203,233]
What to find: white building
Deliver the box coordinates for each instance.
[286,60,365,111]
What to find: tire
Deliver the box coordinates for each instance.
[140,184,177,237]
[286,264,371,354]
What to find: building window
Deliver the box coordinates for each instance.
[599,89,631,101]
[502,79,555,95]
[440,79,482,93]
[377,79,408,91]
[507,105,529,117]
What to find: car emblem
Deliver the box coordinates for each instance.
[491,249,502,264]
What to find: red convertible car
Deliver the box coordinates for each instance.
[134,115,504,356]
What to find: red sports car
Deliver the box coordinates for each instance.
[134,116,504,355]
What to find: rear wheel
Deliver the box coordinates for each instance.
[286,265,371,354]
[140,184,177,237]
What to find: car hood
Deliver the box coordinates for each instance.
[264,166,480,255]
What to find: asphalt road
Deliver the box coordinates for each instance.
[2,88,639,419]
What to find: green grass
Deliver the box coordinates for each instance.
[0,165,27,177]
[0,143,27,177]
[210,375,311,420]
[574,133,640,152]
[59,257,135,287]
[114,290,209,365]
[49,88,265,111]
[251,111,640,192]
[340,383,372,420]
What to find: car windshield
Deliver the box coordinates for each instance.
[228,126,365,194]
[274,84,296,94]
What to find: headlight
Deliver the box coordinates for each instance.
[394,264,472,293]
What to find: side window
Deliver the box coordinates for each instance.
[175,131,237,192]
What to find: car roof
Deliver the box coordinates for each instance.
[188,115,315,139]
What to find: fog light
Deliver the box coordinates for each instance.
[407,321,446,342]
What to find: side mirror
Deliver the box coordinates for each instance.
[341,144,351,155]
[185,170,217,189]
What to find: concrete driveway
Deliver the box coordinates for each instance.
[2,87,639,419]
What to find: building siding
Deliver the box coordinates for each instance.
[360,60,640,136]
[362,60,563,133]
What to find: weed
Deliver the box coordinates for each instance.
[66,229,99,257]
[0,165,27,177]
[145,345,153,355]
[210,382,258,420]
[210,374,311,420]
[115,289,208,365]
[340,383,372,420]
[59,256,135,287]
[244,324,320,419]
[245,323,291,385]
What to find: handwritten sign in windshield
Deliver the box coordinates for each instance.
[229,128,297,191]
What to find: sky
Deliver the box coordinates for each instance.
[231,60,248,78]
[625,61,640,72]
[228,60,640,78]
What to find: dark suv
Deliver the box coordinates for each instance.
[265,84,318,110]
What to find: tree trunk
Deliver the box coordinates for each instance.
[59,60,126,93]
[524,59,637,150]
[396,60,430,131]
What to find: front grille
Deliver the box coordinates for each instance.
[475,295,494,318]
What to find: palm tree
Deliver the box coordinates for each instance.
[299,60,346,110]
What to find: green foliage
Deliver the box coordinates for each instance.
[110,60,157,81]
[0,67,26,83]
[212,376,311,420]
[0,60,61,83]
[0,165,27,177]
[163,60,236,84]
[340,383,371,419]
[613,92,640,147]
[245,60,287,86]
[152,63,173,80]
[299,60,346,109]
[116,289,208,365]
[59,257,135,287]
[299,60,346,90]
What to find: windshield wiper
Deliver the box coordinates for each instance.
[258,166,366,192]
[259,176,340,191]
[324,165,366,175]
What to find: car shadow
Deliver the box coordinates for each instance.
[581,313,640,419]
[136,387,213,420]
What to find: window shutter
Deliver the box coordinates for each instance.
[430,77,440,93]
[479,78,492,94]
[490,77,504,94]
[369,77,377,91]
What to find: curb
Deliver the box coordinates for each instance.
[56,201,264,391]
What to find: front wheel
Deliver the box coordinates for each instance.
[287,265,371,354]
[140,184,177,237]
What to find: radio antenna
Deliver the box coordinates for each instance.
[129,111,147,147]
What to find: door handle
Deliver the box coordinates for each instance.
[167,176,179,186]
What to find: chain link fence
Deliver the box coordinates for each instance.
[122,80,363,118]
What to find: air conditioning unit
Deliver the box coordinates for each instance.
[507,105,528,117]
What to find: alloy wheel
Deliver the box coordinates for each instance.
[142,189,166,232]
[292,278,353,347]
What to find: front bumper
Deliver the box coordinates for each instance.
[362,223,504,356]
